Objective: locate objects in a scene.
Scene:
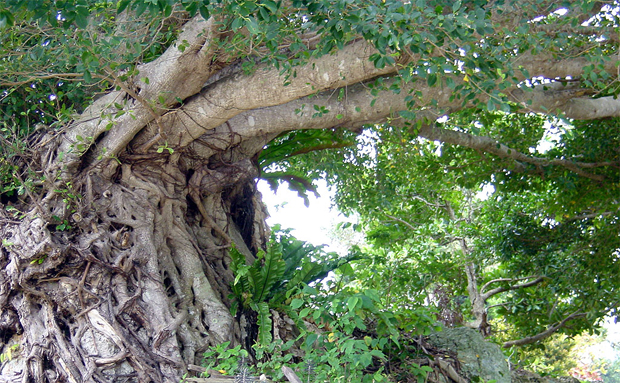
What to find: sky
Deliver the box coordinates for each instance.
[257,179,343,251]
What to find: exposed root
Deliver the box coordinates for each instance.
[0,159,264,382]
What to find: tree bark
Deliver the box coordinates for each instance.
[1,156,268,382]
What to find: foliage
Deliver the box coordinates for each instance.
[279,286,393,383]
[266,115,619,361]
[483,199,620,340]
[221,227,440,382]
[259,129,356,206]
[222,282,436,382]
[3,0,616,139]
[202,341,250,377]
[601,357,620,383]
[229,226,358,346]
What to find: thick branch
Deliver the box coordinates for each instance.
[136,39,403,151]
[418,124,613,181]
[194,73,617,181]
[509,81,620,119]
[480,276,545,301]
[510,54,619,84]
[502,312,587,348]
[133,22,618,151]
[57,16,221,176]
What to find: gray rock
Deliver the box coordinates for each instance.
[427,327,511,383]
[511,369,580,383]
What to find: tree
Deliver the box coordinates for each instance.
[0,0,618,381]
[274,109,619,347]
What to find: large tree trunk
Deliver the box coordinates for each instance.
[0,15,272,383]
[0,142,269,382]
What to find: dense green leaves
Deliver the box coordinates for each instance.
[267,113,619,363]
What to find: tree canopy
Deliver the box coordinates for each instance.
[0,0,619,381]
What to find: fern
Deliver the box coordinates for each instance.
[250,242,286,303]
[228,228,357,347]
[253,302,273,346]
[230,245,253,303]
[285,261,325,290]
[280,239,309,280]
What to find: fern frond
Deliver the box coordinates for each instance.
[252,243,286,302]
[230,245,253,299]
[281,239,309,280]
[286,261,325,288]
[253,302,273,346]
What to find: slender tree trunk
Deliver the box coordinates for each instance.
[463,263,492,337]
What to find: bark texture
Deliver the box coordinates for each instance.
[1,151,268,382]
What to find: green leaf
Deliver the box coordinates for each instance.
[231,17,243,31]
[347,296,360,311]
[487,99,496,111]
[246,17,260,35]
[75,6,89,28]
[135,1,148,17]
[446,77,455,89]
[199,5,210,20]
[299,307,311,318]
[452,0,462,12]
[305,333,318,349]
[117,0,132,14]
[363,289,381,302]
[427,73,437,87]
[290,298,304,309]
[0,10,15,28]
[251,244,286,302]
[398,110,416,120]
[262,0,278,13]
[255,302,273,345]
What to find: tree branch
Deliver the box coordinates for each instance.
[417,124,613,181]
[502,311,587,348]
[188,74,617,182]
[141,39,402,150]
[509,82,620,120]
[481,276,546,301]
[384,213,417,232]
[57,15,222,177]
